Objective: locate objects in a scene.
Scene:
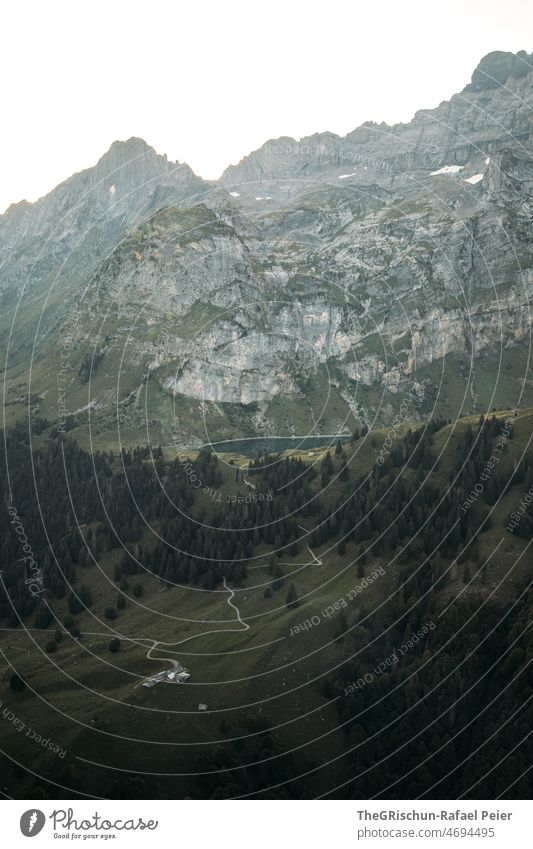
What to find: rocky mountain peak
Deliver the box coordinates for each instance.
[94,136,158,172]
[466,49,533,92]
[0,134,209,300]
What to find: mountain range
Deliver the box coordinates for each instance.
[2,48,533,448]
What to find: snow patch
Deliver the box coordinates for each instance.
[430,165,462,176]
[229,191,240,197]
[338,172,356,179]
[109,184,116,196]
[485,157,490,165]
[465,173,484,185]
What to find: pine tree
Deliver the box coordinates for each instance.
[286,584,298,609]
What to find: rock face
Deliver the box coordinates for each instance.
[0,138,208,297]
[2,51,533,444]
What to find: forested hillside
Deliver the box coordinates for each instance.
[0,410,531,798]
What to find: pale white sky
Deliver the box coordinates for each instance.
[1,0,532,212]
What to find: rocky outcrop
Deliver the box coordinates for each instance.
[466,50,533,92]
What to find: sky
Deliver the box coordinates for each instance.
[1,0,532,212]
